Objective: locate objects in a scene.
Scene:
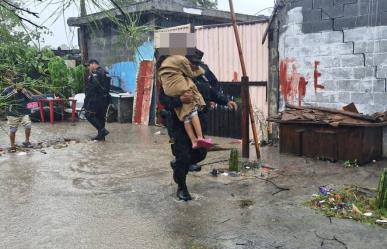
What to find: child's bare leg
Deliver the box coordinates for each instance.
[184,121,198,147]
[191,115,203,140]
[191,113,214,149]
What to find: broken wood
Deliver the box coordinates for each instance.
[286,104,377,122]
[342,102,359,114]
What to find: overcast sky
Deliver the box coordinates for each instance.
[30,0,275,48]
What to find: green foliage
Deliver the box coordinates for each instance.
[376,169,387,209]
[234,97,242,107]
[48,57,70,89]
[47,57,86,97]
[1,0,153,103]
[343,159,359,168]
[0,42,84,107]
[0,1,86,112]
[69,65,86,94]
[115,13,154,60]
[229,149,240,172]
[41,0,155,59]
[307,186,387,227]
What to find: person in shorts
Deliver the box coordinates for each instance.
[1,83,33,152]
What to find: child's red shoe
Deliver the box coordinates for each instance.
[197,138,214,149]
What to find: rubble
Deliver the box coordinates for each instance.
[0,138,80,155]
[271,104,387,127]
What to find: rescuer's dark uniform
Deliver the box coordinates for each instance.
[159,54,230,201]
[84,66,111,140]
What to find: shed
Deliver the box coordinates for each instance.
[67,0,265,93]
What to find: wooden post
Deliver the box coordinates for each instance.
[241,76,249,158]
[79,0,88,64]
[228,0,261,159]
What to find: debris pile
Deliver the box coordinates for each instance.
[308,185,387,227]
[272,104,387,127]
[1,138,80,155]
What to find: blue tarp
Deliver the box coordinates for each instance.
[109,41,154,93]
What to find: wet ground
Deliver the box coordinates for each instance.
[0,121,386,249]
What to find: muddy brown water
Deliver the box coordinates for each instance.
[0,122,386,249]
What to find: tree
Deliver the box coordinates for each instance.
[0,0,154,94]
[0,0,43,28]
[37,0,153,62]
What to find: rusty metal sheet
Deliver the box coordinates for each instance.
[133,60,154,125]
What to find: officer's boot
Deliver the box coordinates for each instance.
[188,164,202,172]
[173,159,201,173]
[99,128,110,138]
[174,168,192,201]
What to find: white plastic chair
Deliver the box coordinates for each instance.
[66,93,86,119]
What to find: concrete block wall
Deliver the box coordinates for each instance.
[276,0,387,155]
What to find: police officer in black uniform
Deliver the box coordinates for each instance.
[159,49,238,201]
[84,59,111,141]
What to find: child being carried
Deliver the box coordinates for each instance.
[159,55,213,149]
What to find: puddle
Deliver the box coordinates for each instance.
[72,176,133,194]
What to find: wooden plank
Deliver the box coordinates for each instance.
[342,102,359,114]
[279,124,303,156]
[155,76,164,125]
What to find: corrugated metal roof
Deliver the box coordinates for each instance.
[195,20,269,30]
[154,24,193,34]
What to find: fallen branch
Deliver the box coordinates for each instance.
[272,188,290,196]
[218,218,232,224]
[199,159,229,167]
[314,232,348,249]
[256,176,290,196]
[208,146,233,152]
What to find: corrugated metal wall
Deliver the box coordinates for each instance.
[154,22,268,82]
[195,22,269,140]
[108,41,154,93]
[195,22,268,82]
[154,22,269,139]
